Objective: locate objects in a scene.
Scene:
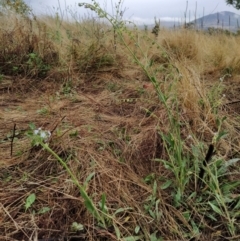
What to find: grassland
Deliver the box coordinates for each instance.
[0,3,240,241]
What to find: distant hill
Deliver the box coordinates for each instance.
[142,11,240,32]
[192,11,240,31]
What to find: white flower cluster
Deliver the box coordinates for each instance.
[33,128,51,142]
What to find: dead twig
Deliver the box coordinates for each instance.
[10,123,16,157]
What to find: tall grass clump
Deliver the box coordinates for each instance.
[0,2,60,78]
[0,5,121,80]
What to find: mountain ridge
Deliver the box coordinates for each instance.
[192,11,240,30]
[144,11,240,31]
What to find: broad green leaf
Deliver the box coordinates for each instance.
[149,209,155,218]
[123,236,143,241]
[144,173,155,184]
[84,172,95,187]
[154,159,173,170]
[207,213,217,221]
[99,193,107,213]
[187,192,197,200]
[175,188,181,203]
[84,199,95,215]
[38,207,50,214]
[160,180,172,190]
[182,211,190,221]
[233,199,240,210]
[222,181,240,195]
[29,123,36,130]
[153,181,157,196]
[134,225,140,234]
[216,130,228,142]
[208,201,223,216]
[114,207,132,216]
[114,224,121,239]
[190,219,200,235]
[25,193,36,211]
[150,231,162,241]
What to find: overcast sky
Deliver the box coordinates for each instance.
[25,0,240,24]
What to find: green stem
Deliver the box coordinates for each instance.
[41,142,105,226]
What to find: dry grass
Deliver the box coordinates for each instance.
[0,8,240,241]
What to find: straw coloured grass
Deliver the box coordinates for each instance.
[0,2,240,240]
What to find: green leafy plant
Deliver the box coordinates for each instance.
[36,107,49,116]
[1,0,32,15]
[71,222,84,232]
[38,207,50,214]
[26,123,107,227]
[201,156,240,236]
[207,74,230,115]
[77,2,240,238]
[26,52,50,77]
[25,193,36,211]
[144,181,161,221]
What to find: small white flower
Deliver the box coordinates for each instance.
[33,129,39,135]
[33,128,41,135]
[40,131,47,139]
[33,127,51,142]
